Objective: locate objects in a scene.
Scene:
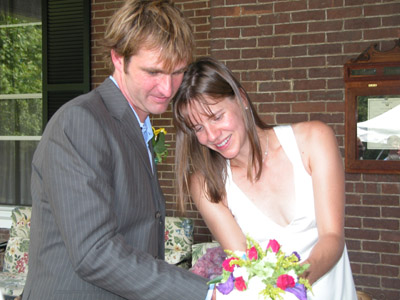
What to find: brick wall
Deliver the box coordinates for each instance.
[91,1,400,299]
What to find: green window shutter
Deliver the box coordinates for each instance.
[42,0,91,125]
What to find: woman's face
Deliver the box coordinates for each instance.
[188,96,249,160]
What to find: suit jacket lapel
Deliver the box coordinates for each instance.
[97,78,153,176]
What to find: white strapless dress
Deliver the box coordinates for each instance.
[217,126,357,300]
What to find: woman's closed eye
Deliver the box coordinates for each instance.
[193,125,203,133]
[212,113,223,122]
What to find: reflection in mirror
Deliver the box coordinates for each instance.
[356,96,400,161]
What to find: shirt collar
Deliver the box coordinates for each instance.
[109,75,154,144]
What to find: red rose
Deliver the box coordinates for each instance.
[247,246,258,260]
[222,257,238,272]
[276,274,295,290]
[234,276,247,291]
[267,239,280,253]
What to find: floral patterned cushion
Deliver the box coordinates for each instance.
[164,217,193,267]
[191,241,220,266]
[3,237,29,274]
[0,206,31,297]
[9,206,31,239]
[0,272,26,296]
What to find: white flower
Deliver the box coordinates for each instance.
[233,266,249,281]
[288,270,298,282]
[247,276,264,291]
[233,250,246,259]
[263,252,278,264]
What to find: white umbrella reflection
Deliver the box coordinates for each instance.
[357,104,400,145]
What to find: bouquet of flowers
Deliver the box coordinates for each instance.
[208,236,312,300]
[152,127,169,164]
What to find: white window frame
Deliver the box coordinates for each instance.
[0,9,42,229]
[0,205,14,228]
[0,95,41,227]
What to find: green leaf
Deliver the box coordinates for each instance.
[207,275,223,285]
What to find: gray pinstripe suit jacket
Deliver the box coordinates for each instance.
[22,78,208,300]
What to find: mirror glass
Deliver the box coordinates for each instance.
[356,96,400,161]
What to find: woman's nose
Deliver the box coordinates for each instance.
[205,125,219,143]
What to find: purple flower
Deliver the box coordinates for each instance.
[286,283,307,300]
[292,251,301,262]
[191,247,226,279]
[217,274,235,295]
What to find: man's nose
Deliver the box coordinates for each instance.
[159,74,172,97]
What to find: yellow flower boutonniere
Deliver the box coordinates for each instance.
[152,127,169,164]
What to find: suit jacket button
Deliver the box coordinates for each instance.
[155,211,161,219]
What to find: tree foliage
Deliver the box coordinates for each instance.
[0,13,42,136]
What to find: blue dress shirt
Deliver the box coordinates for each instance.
[109,76,154,170]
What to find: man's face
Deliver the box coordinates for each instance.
[114,47,187,122]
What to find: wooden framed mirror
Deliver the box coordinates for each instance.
[344,39,400,174]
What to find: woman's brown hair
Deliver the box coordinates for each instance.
[173,57,271,213]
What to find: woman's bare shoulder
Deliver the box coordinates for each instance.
[292,120,335,142]
[292,120,332,131]
[291,121,338,171]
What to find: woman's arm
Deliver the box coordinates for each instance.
[294,121,345,285]
[190,172,247,252]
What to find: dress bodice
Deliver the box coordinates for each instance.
[223,125,357,300]
[226,125,317,258]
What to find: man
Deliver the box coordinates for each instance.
[22,1,213,299]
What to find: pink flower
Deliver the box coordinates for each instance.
[247,246,258,260]
[16,259,25,273]
[267,239,280,253]
[164,230,169,242]
[234,276,247,291]
[222,257,238,272]
[276,274,295,290]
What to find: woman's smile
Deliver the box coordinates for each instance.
[216,134,232,149]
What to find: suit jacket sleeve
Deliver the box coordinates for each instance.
[36,87,209,299]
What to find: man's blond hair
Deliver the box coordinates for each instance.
[102,0,195,73]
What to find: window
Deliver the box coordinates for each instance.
[0,0,90,226]
[0,0,42,206]
[0,0,91,210]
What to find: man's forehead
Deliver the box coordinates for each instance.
[135,46,188,73]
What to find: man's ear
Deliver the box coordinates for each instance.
[111,49,124,73]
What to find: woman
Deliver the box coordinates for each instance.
[173,57,357,299]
